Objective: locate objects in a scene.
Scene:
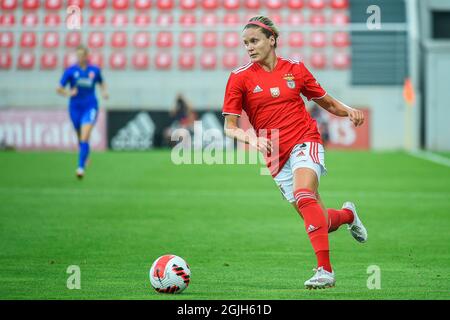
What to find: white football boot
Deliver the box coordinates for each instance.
[343,202,368,243]
[304,267,336,289]
[76,167,84,180]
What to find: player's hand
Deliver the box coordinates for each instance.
[347,108,364,127]
[68,87,78,97]
[250,136,273,154]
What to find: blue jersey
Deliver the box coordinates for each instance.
[59,64,103,105]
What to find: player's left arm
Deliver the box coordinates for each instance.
[96,68,109,100]
[313,94,364,127]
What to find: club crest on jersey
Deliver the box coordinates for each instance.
[89,71,95,79]
[270,87,280,98]
[283,74,296,89]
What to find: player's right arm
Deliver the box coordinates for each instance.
[56,68,78,98]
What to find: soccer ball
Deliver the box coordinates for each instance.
[149,254,191,294]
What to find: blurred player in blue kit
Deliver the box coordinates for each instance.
[57,45,109,179]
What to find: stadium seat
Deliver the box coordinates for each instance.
[90,0,107,10]
[201,13,219,26]
[287,0,304,9]
[178,52,195,70]
[1,0,17,10]
[332,31,350,47]
[88,32,105,48]
[111,31,127,48]
[43,32,59,48]
[111,13,128,27]
[332,52,350,69]
[40,52,58,70]
[180,0,196,10]
[65,32,82,48]
[112,0,129,10]
[134,14,151,27]
[88,51,103,67]
[310,31,327,47]
[244,0,261,10]
[310,52,327,69]
[331,12,349,25]
[21,13,39,28]
[223,13,240,26]
[0,32,14,48]
[201,0,219,10]
[223,32,239,48]
[18,51,36,69]
[309,13,326,26]
[132,52,149,70]
[179,13,196,27]
[64,52,78,67]
[156,13,173,26]
[222,51,239,69]
[0,52,12,69]
[308,0,325,10]
[223,0,239,10]
[155,52,172,69]
[202,32,218,48]
[44,13,61,27]
[156,32,173,48]
[268,13,282,25]
[20,32,37,48]
[288,32,304,48]
[109,52,127,69]
[179,32,196,48]
[0,14,16,26]
[156,0,174,10]
[45,0,63,10]
[200,52,217,70]
[287,13,304,25]
[266,0,283,9]
[68,0,84,9]
[134,0,151,10]
[23,0,40,10]
[132,32,150,48]
[89,14,106,27]
[330,0,349,9]
[288,52,304,63]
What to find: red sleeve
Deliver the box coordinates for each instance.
[222,72,245,117]
[299,62,327,101]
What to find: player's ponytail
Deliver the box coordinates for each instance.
[245,16,280,48]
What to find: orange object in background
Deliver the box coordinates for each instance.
[403,78,416,106]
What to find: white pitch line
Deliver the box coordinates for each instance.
[407,151,450,168]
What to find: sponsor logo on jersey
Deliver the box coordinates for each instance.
[253,85,263,93]
[283,74,296,89]
[270,87,280,98]
[88,71,95,79]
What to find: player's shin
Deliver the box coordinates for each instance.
[327,208,354,233]
[78,141,90,169]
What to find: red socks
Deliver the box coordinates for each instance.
[327,208,354,233]
[294,188,332,273]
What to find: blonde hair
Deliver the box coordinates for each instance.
[244,16,280,48]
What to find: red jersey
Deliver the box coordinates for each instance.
[222,57,327,177]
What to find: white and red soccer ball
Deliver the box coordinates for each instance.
[149,254,191,294]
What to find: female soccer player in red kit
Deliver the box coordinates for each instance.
[222,16,368,289]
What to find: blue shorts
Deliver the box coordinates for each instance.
[69,101,98,131]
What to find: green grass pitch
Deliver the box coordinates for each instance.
[0,150,449,300]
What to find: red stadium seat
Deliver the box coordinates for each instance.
[0,32,14,48]
[179,13,196,27]
[88,51,104,67]
[41,52,58,70]
[245,0,261,10]
[268,13,282,25]
[20,32,37,48]
[156,0,174,10]
[155,52,172,69]
[45,0,63,10]
[23,0,39,10]
[65,32,82,48]
[244,12,259,23]
[89,14,106,27]
[308,0,325,10]
[332,52,350,69]
[309,13,326,26]
[332,32,350,47]
[112,0,129,10]
[109,52,127,69]
[223,0,239,10]
[88,32,105,48]
[310,31,327,47]
[331,12,349,25]
[132,52,149,70]
[288,32,304,48]
[201,13,219,26]
[111,13,128,27]
[68,0,84,9]
[331,0,349,9]
[222,51,239,69]
[18,51,36,69]
[202,32,218,48]
[156,14,173,26]
[64,52,78,67]
[201,0,219,10]
[111,31,127,48]
[43,32,59,48]
[156,32,173,48]
[310,52,327,69]
[288,0,304,9]
[134,14,151,26]
[179,32,196,48]
[132,32,150,48]
[90,0,107,10]
[200,52,217,70]
[223,13,240,26]
[180,0,196,10]
[178,52,195,70]
[223,32,239,48]
[287,13,304,26]
[134,0,151,10]
[21,13,39,28]
[0,14,16,26]
[0,52,12,69]
[1,0,17,10]
[266,0,283,9]
[44,14,61,27]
